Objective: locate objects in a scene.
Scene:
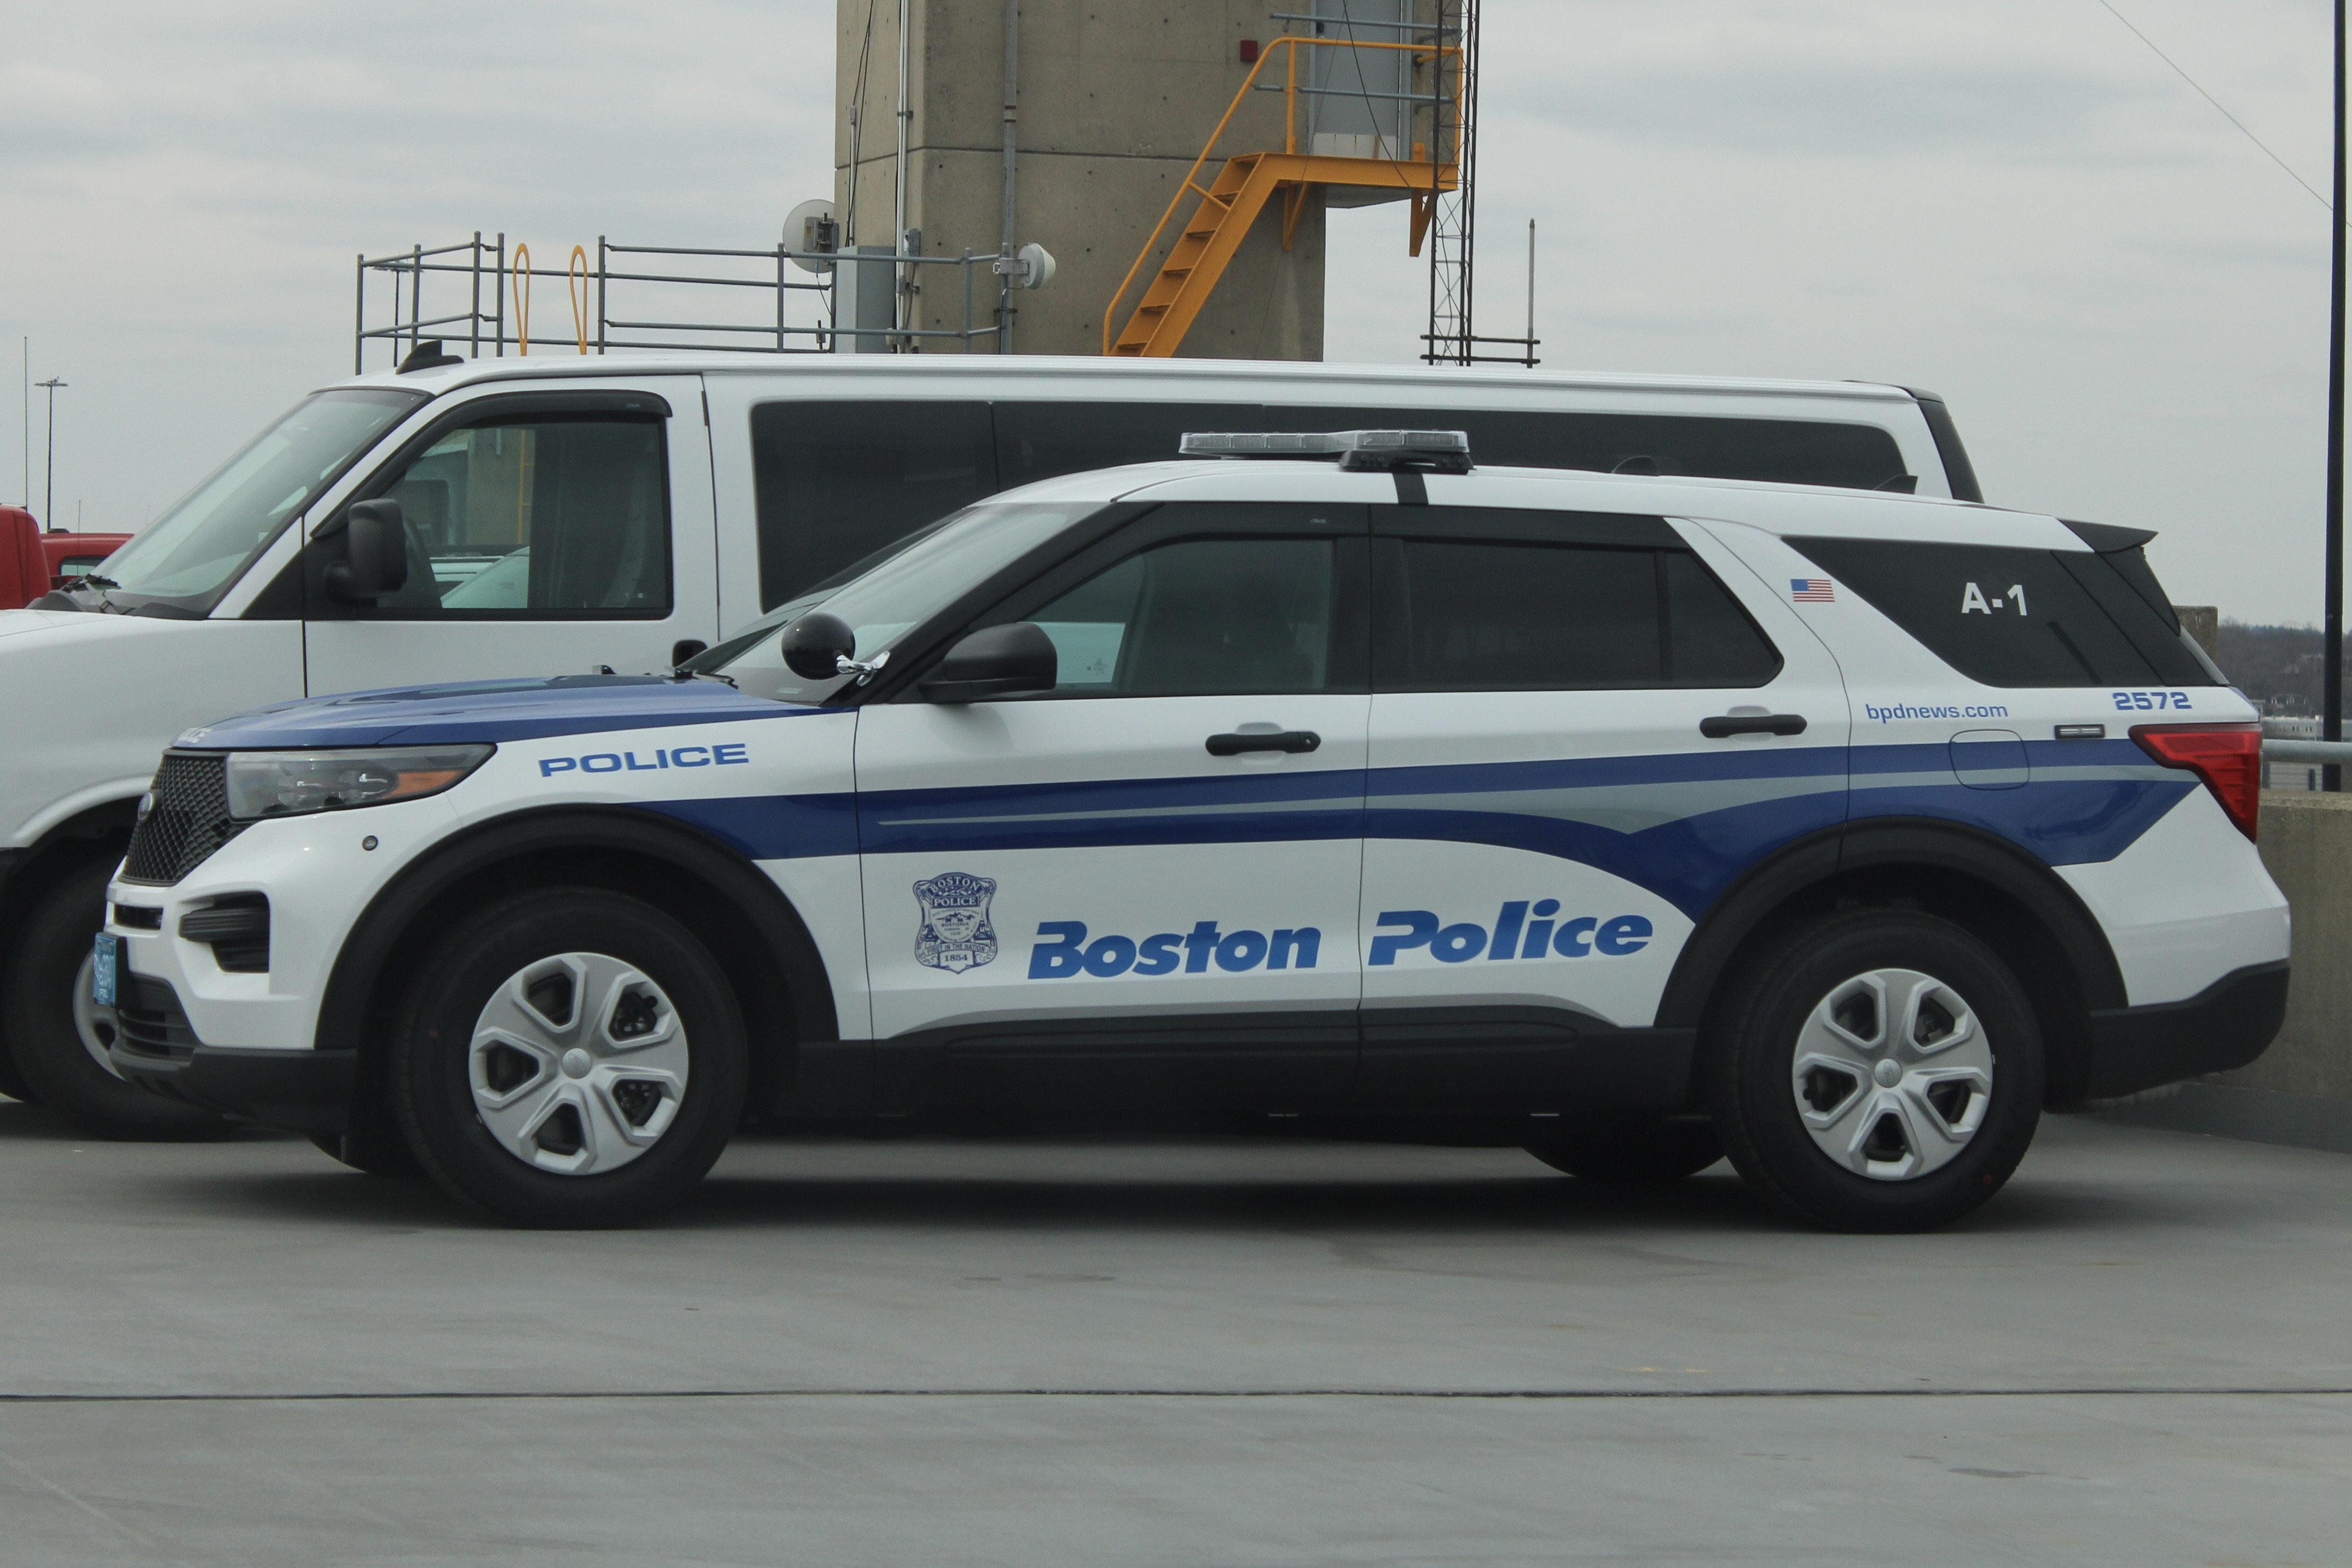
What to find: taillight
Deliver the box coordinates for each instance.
[2130,723,2263,841]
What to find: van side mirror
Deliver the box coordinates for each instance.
[920,622,1057,704]
[781,611,857,679]
[321,499,411,602]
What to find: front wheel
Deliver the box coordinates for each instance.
[1524,1117,1723,1183]
[388,888,748,1227]
[1707,910,2042,1233]
[1,859,233,1139]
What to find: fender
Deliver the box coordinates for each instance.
[315,804,840,1063]
[1657,815,2127,1031]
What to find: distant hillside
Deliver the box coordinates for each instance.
[2216,622,2337,713]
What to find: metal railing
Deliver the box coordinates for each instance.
[354,232,1017,372]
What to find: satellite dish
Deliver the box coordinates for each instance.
[784,198,840,274]
[1017,242,1056,290]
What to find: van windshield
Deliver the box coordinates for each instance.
[95,388,423,611]
[691,500,1096,701]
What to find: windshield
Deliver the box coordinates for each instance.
[97,388,423,608]
[694,501,1099,701]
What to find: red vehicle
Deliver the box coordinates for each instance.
[0,508,129,608]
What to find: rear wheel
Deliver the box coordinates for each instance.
[1707,909,2041,1233]
[1524,1117,1723,1183]
[389,888,748,1227]
[1,859,232,1139]
[309,1127,425,1178]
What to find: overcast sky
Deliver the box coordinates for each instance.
[1,0,2336,623]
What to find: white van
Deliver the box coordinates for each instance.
[0,353,1982,1135]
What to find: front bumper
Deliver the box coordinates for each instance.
[110,972,354,1134]
[2084,959,2289,1101]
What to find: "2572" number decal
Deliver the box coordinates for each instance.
[2113,690,2192,711]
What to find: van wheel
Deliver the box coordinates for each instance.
[1524,1118,1722,1182]
[1708,910,2042,1233]
[1,860,233,1139]
[308,1127,425,1178]
[388,888,747,1227]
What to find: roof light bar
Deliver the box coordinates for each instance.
[1178,429,1473,474]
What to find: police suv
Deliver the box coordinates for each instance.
[100,431,2286,1230]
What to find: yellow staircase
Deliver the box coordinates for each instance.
[1104,35,1462,359]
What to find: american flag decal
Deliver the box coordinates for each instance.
[1790,577,1835,602]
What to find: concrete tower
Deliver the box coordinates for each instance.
[834,1,1327,359]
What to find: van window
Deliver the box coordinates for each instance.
[751,400,997,609]
[1277,406,1911,491]
[1789,537,2214,688]
[367,417,670,616]
[1375,532,1780,691]
[994,401,1269,490]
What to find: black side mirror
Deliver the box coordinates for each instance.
[920,623,1057,704]
[781,611,856,679]
[321,499,411,602]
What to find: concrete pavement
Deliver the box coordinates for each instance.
[0,1101,2346,1563]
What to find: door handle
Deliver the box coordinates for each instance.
[1206,730,1321,757]
[1700,713,1807,738]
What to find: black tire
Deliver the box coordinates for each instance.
[308,1127,426,1178]
[1525,1117,1723,1182]
[388,888,748,1227]
[1,858,234,1139]
[1707,909,2043,1233]
[0,1017,38,1104]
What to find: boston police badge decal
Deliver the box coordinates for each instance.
[913,871,998,974]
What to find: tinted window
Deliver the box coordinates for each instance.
[1380,536,1779,691]
[1790,537,2213,688]
[1276,405,1911,491]
[367,417,670,616]
[751,400,997,609]
[995,401,1267,489]
[1027,538,1337,697]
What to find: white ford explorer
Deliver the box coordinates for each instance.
[99,431,2284,1230]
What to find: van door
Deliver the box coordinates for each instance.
[301,380,717,694]
[1355,503,1851,1112]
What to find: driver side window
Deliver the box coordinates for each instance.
[363,417,672,616]
[1027,537,1337,697]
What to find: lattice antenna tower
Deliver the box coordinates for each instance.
[1422,0,1478,365]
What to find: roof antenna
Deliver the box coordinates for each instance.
[398,339,463,374]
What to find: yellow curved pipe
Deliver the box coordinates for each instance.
[512,243,532,356]
[568,245,591,355]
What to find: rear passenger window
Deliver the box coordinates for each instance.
[751,401,997,610]
[1790,538,2214,687]
[1378,534,1780,691]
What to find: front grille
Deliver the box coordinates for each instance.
[114,973,200,1060]
[121,751,246,886]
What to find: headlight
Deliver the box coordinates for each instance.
[224,745,495,821]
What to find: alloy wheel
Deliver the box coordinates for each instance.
[70,953,126,1081]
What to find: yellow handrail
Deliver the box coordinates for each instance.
[512,242,532,356]
[568,244,592,355]
[1100,34,1463,354]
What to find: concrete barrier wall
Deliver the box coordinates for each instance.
[2223,792,2352,1099]
[2096,790,2352,1151]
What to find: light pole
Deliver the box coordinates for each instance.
[34,377,63,532]
[2328,0,2347,790]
